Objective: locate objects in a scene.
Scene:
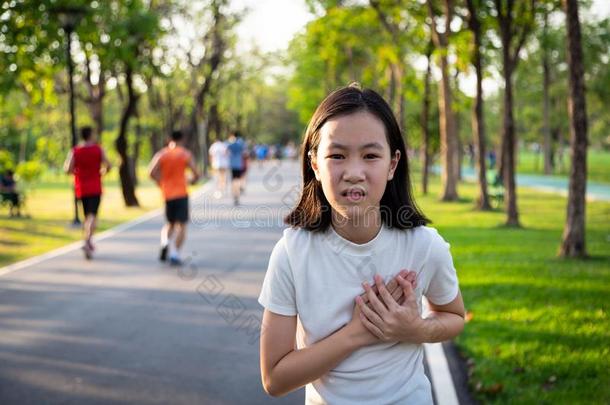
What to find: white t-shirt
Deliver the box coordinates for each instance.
[258,224,459,405]
[209,141,229,169]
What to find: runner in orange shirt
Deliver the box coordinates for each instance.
[148,130,200,266]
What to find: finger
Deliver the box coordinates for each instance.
[356,296,385,327]
[404,270,418,288]
[375,274,400,310]
[391,285,404,302]
[386,277,398,294]
[359,312,384,340]
[397,274,414,298]
[364,281,389,317]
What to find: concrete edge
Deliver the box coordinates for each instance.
[425,342,460,405]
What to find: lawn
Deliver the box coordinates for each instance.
[516,149,610,184]
[0,171,169,267]
[414,179,610,403]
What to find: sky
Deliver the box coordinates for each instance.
[234,0,610,54]
[231,0,314,53]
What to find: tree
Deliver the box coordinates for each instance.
[491,0,536,226]
[420,39,434,195]
[427,0,459,201]
[465,0,492,210]
[110,1,165,206]
[180,0,234,174]
[559,0,588,258]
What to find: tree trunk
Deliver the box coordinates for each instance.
[559,0,588,258]
[466,0,491,210]
[115,68,140,207]
[494,0,532,227]
[502,56,520,226]
[421,42,433,196]
[130,107,142,187]
[427,0,459,201]
[438,53,459,201]
[542,9,553,175]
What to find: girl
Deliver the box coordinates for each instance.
[258,85,465,404]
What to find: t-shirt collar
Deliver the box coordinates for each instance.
[326,224,389,256]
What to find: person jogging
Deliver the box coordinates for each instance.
[227,131,245,206]
[64,126,112,260]
[148,130,200,266]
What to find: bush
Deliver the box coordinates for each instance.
[16,160,44,185]
[0,149,15,173]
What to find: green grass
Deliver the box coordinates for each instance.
[516,149,610,184]
[0,171,172,267]
[414,178,610,404]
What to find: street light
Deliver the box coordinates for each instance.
[54,6,86,226]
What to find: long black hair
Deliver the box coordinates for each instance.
[285,84,430,231]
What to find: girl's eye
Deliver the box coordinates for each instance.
[327,154,344,159]
[364,154,380,159]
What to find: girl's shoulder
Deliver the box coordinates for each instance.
[281,226,315,245]
[395,225,449,249]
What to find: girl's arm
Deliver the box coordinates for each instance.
[260,307,374,397]
[357,274,465,344]
[260,271,418,397]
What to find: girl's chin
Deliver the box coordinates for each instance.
[331,205,380,222]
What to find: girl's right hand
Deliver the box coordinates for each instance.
[346,270,418,348]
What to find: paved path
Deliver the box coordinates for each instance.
[0,163,303,404]
[0,161,469,404]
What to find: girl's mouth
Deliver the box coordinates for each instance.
[342,188,366,202]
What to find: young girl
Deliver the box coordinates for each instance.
[258,85,465,404]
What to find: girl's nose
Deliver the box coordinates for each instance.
[342,162,366,183]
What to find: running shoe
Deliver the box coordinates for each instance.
[169,257,183,266]
[159,245,168,262]
[82,244,93,260]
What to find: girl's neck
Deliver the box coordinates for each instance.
[331,209,382,245]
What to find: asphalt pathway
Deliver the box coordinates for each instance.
[0,162,304,404]
[0,161,474,405]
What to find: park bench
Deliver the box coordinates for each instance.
[0,191,25,217]
[0,173,25,217]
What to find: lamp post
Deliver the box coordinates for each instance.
[54,6,85,226]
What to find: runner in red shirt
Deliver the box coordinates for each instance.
[64,126,112,259]
[148,130,200,266]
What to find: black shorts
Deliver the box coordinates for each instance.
[80,195,101,216]
[165,196,189,223]
[1,192,19,206]
[231,169,243,179]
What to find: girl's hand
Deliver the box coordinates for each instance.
[344,300,379,348]
[358,269,417,306]
[357,273,426,344]
[346,270,418,348]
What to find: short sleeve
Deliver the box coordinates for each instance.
[423,230,459,306]
[258,238,297,316]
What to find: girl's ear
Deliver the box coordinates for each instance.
[388,150,401,181]
[309,150,321,181]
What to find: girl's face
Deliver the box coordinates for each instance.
[311,110,400,223]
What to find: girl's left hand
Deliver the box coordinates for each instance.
[356,273,426,344]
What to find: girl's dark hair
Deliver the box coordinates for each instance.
[285,84,430,231]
